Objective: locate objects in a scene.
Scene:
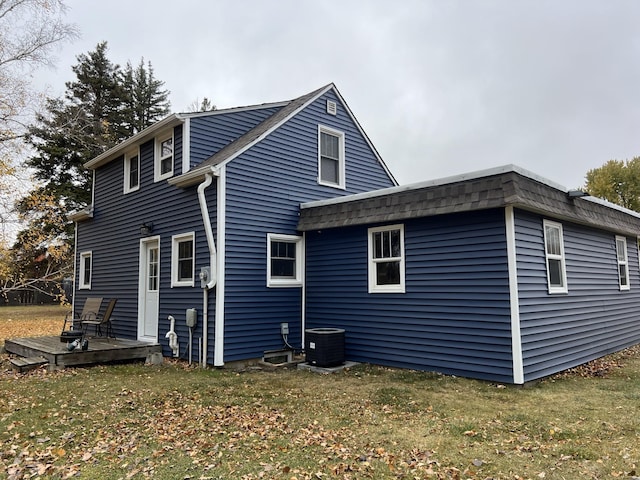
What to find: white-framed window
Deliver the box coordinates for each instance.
[267,233,303,287]
[155,131,174,181]
[79,251,92,290]
[616,235,630,291]
[171,232,195,287]
[368,224,405,293]
[543,220,568,294]
[318,125,345,189]
[124,148,140,193]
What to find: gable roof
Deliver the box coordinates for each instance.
[169,83,398,188]
[297,164,640,236]
[83,101,290,170]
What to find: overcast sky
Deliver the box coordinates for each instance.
[35,0,640,190]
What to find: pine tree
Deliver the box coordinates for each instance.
[11,42,172,291]
[121,59,171,136]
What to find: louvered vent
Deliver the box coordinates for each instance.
[326,100,337,116]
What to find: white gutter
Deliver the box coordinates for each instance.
[196,169,218,367]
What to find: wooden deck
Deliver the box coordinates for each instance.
[4,336,162,370]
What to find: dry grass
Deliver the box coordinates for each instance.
[0,305,68,346]
[1,306,639,479]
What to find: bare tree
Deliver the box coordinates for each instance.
[0,0,77,299]
[0,0,78,141]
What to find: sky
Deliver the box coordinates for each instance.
[33,0,640,190]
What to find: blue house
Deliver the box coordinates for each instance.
[70,84,397,367]
[72,84,640,384]
[298,165,640,384]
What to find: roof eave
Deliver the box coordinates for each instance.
[84,114,185,170]
[68,206,93,222]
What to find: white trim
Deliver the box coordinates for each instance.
[267,233,304,287]
[317,125,346,189]
[79,251,92,290]
[182,117,191,175]
[171,232,195,287]
[72,225,78,314]
[367,224,405,293]
[214,165,227,367]
[301,231,307,350]
[543,220,568,294]
[616,235,630,291]
[154,130,174,182]
[123,148,140,194]
[505,207,524,384]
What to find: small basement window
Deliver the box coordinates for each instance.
[616,235,630,290]
[267,233,303,287]
[543,220,567,294]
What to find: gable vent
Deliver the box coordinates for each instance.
[326,100,337,116]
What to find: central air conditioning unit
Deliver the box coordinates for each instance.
[305,328,345,367]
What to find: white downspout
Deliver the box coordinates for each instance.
[197,170,218,367]
[213,165,226,367]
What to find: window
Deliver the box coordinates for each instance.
[79,251,92,290]
[172,233,194,287]
[267,234,303,287]
[318,125,345,189]
[368,225,405,293]
[155,132,173,181]
[543,220,567,294]
[616,235,630,290]
[124,149,140,193]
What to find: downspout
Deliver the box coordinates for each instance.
[197,170,218,367]
[213,164,226,367]
[72,222,78,316]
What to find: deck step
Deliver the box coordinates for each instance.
[10,356,49,373]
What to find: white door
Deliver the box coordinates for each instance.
[138,238,159,342]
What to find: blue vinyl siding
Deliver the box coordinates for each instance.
[222,89,395,362]
[74,124,217,362]
[189,107,282,167]
[305,209,514,383]
[515,209,640,382]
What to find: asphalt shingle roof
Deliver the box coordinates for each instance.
[297,166,640,236]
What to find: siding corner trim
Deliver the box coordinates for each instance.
[505,206,524,384]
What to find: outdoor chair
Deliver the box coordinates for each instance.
[60,297,103,345]
[82,298,117,338]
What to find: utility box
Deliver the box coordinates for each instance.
[305,328,345,367]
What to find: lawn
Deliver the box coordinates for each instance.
[0,306,639,479]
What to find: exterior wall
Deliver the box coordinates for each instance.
[189,106,282,167]
[222,89,396,362]
[305,209,514,383]
[515,209,640,382]
[75,124,217,362]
